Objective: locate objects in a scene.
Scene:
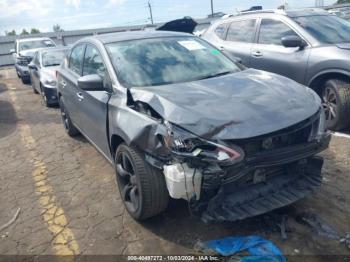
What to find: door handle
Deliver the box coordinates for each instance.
[60,81,67,88]
[252,50,263,57]
[77,92,84,101]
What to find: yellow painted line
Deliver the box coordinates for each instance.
[7,83,80,256]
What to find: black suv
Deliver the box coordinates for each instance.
[203,9,350,130]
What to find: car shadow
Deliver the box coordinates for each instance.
[0,99,18,139]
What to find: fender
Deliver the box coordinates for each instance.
[307,68,350,87]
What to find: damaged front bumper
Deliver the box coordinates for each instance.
[199,133,331,223]
[161,131,331,223]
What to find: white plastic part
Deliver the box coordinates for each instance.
[163,163,202,201]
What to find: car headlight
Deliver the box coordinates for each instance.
[163,122,244,165]
[309,107,327,141]
[43,78,57,87]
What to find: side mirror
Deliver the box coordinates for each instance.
[281,35,307,49]
[28,63,37,70]
[10,49,15,54]
[78,74,104,91]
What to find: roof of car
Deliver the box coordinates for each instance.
[16,37,53,43]
[231,8,329,18]
[89,30,191,44]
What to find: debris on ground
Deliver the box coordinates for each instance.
[0,208,20,232]
[339,233,350,249]
[195,236,285,262]
[295,212,340,240]
[259,212,291,241]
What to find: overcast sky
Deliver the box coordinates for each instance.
[0,0,336,35]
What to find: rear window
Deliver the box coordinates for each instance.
[214,23,229,39]
[226,19,256,43]
[19,40,55,51]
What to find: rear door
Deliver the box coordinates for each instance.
[75,44,112,160]
[220,19,258,66]
[58,43,86,124]
[250,18,310,83]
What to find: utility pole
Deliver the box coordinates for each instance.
[210,0,214,16]
[148,0,154,25]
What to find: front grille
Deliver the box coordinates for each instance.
[17,56,32,66]
[226,111,320,157]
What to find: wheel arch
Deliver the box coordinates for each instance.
[308,70,350,96]
[110,133,127,160]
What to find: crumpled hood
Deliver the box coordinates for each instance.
[40,66,59,80]
[130,69,321,140]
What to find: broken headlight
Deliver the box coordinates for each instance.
[163,122,244,165]
[309,107,327,141]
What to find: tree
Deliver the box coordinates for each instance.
[30,28,40,34]
[53,24,64,33]
[20,29,29,35]
[337,0,350,3]
[5,30,16,36]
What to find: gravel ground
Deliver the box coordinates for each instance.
[0,67,349,260]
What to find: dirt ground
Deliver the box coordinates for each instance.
[0,67,349,260]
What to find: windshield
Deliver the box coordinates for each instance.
[19,40,55,51]
[293,15,350,44]
[42,50,68,67]
[106,36,240,87]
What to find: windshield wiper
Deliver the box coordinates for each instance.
[45,63,60,67]
[198,71,234,80]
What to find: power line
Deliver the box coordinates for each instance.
[211,0,214,16]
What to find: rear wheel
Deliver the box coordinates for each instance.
[115,144,169,220]
[322,79,350,131]
[59,97,79,137]
[32,80,38,94]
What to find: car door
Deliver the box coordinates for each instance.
[59,44,86,124]
[29,52,40,90]
[76,44,112,160]
[220,19,258,66]
[250,18,310,84]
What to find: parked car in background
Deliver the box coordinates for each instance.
[28,47,70,107]
[325,4,350,20]
[57,31,330,223]
[202,9,350,131]
[10,37,56,84]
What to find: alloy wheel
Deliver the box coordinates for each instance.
[116,152,140,213]
[322,86,338,127]
[60,104,69,130]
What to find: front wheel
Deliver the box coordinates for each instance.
[322,79,350,131]
[59,97,79,137]
[115,144,169,220]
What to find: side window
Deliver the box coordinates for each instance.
[69,44,85,75]
[83,45,106,77]
[258,19,298,45]
[226,19,256,43]
[214,23,229,39]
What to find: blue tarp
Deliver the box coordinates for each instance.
[198,236,285,262]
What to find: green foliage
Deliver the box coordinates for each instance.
[20,29,29,35]
[30,28,40,34]
[6,30,16,36]
[53,24,64,33]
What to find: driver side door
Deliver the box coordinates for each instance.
[76,44,112,160]
[250,18,310,84]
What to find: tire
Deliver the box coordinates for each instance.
[32,81,38,94]
[40,85,50,107]
[21,77,30,84]
[322,79,350,131]
[115,144,169,220]
[59,97,79,137]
